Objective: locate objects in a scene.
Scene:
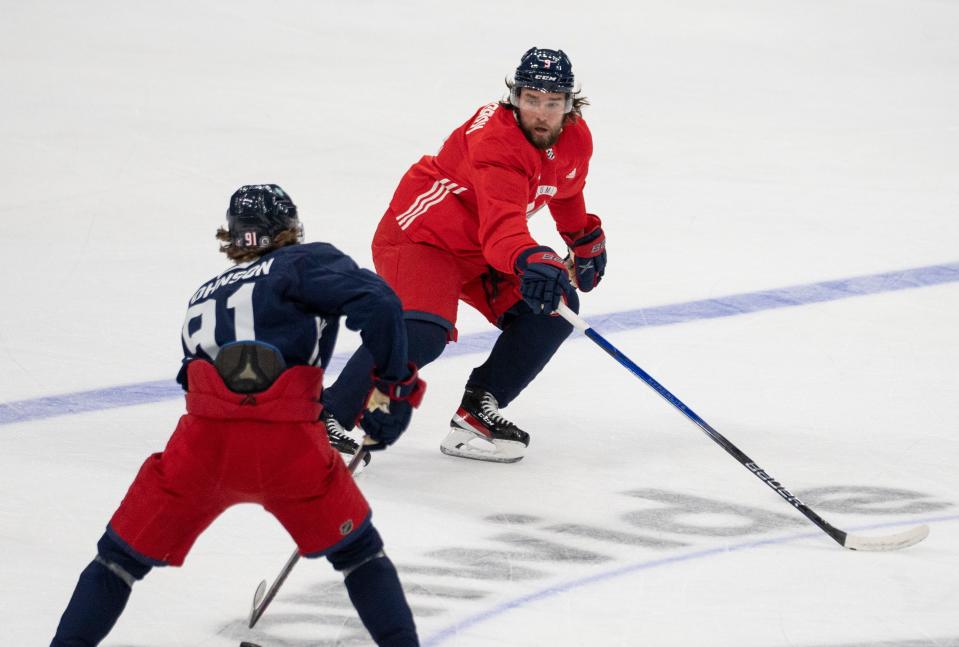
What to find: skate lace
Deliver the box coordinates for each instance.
[479,392,513,428]
[323,413,355,444]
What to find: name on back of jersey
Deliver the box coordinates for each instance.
[189,258,275,305]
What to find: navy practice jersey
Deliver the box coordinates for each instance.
[177,242,408,388]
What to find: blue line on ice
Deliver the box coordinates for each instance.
[422,513,959,646]
[2,261,957,425]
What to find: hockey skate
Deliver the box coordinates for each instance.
[322,410,371,471]
[441,386,530,463]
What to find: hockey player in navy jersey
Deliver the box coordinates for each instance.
[51,184,423,646]
[322,47,606,464]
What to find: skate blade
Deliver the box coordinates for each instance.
[440,428,525,463]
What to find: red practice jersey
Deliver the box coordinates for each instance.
[387,101,594,274]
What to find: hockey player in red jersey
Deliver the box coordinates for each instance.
[51,185,422,646]
[322,47,607,463]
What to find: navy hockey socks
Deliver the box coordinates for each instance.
[328,524,418,646]
[468,292,578,407]
[343,556,418,646]
[51,532,152,647]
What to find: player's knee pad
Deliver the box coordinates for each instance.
[406,319,448,368]
[326,523,385,574]
[96,532,152,585]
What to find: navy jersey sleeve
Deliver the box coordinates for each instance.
[289,244,409,383]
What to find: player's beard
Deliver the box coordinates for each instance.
[519,120,563,150]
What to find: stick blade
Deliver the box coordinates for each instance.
[248,579,267,628]
[843,524,929,551]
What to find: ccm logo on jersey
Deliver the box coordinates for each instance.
[465,103,499,135]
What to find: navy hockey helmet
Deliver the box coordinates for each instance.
[510,47,577,113]
[226,184,302,249]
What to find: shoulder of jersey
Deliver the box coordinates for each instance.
[467,103,540,166]
[560,116,592,152]
[263,241,339,266]
[464,103,519,141]
[487,103,525,137]
[295,241,340,254]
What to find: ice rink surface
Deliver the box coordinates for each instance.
[2,1,957,645]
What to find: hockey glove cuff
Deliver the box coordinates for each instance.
[371,364,427,407]
[561,214,606,292]
[361,363,427,450]
[515,246,573,314]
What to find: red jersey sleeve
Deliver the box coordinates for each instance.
[469,132,541,274]
[549,118,594,236]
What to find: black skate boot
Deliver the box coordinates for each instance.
[440,386,530,463]
[322,410,371,469]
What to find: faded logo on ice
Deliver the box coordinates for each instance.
[221,485,950,645]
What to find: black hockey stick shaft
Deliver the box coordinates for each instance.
[555,304,850,546]
[248,448,368,628]
[248,550,299,628]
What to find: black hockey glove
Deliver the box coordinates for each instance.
[561,214,606,292]
[515,246,573,314]
[360,363,427,451]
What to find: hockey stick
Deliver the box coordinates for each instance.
[557,302,929,551]
[248,448,369,628]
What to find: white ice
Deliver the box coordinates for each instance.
[1,1,957,645]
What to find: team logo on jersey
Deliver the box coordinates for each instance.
[566,167,577,179]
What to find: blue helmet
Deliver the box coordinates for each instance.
[510,47,577,112]
[226,184,302,250]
